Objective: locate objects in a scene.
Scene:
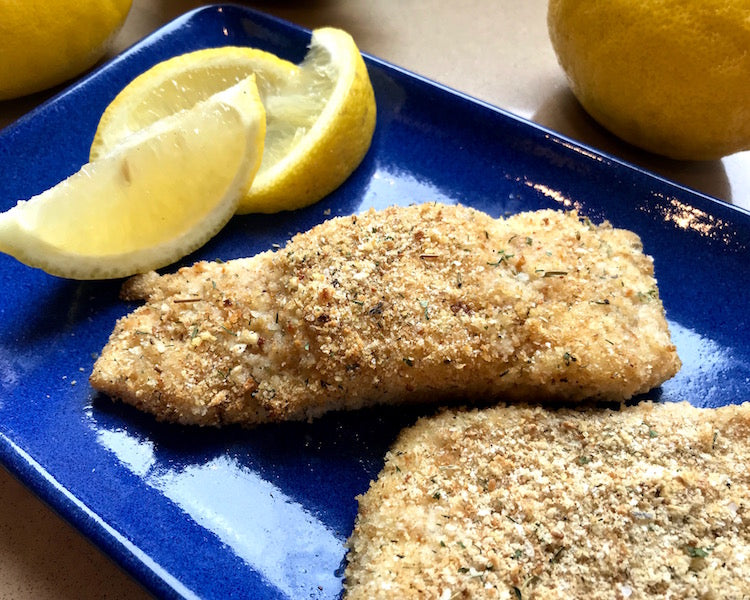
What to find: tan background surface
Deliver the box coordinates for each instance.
[0,1,747,598]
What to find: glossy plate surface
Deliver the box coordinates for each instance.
[0,5,749,599]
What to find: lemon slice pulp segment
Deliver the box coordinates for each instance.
[0,76,266,279]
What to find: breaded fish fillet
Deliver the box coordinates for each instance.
[90,203,680,425]
[344,401,750,600]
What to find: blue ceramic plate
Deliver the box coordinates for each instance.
[1,5,748,599]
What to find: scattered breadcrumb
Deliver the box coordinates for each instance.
[89,203,680,426]
[344,401,750,600]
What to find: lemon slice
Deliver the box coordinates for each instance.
[0,76,266,280]
[90,46,298,160]
[90,28,377,214]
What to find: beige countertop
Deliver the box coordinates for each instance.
[0,1,747,598]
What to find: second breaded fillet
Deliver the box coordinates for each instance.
[90,203,681,425]
[344,401,750,599]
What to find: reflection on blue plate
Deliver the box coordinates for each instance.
[0,4,749,599]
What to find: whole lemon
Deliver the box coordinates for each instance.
[0,0,132,101]
[548,0,750,160]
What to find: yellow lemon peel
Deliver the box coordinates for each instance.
[0,0,132,100]
[548,0,750,160]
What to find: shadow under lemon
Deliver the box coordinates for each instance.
[532,86,732,204]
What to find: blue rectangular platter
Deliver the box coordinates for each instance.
[0,5,748,599]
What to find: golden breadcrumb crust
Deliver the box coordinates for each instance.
[90,203,680,426]
[345,401,750,600]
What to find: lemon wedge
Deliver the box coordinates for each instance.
[90,28,377,214]
[0,76,266,279]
